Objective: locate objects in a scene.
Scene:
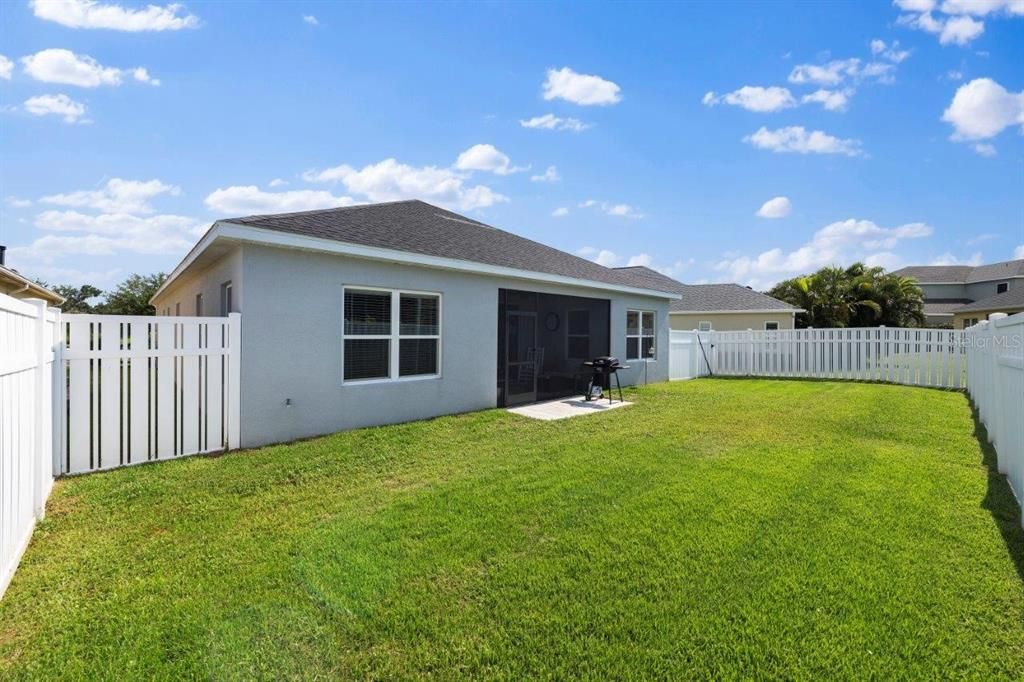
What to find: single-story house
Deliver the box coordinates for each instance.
[151,200,679,447]
[950,287,1024,329]
[0,250,64,305]
[612,265,800,331]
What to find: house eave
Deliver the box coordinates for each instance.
[669,308,803,315]
[153,221,681,303]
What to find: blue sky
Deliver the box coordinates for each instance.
[1,0,1022,290]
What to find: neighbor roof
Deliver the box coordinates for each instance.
[612,266,799,313]
[923,299,972,317]
[951,287,1024,314]
[156,200,679,301]
[892,259,1024,284]
[0,264,65,305]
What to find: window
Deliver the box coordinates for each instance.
[765,321,780,331]
[997,282,1009,294]
[626,310,656,361]
[698,321,712,332]
[343,287,441,382]
[175,302,180,316]
[220,281,233,316]
[567,309,590,359]
[195,293,203,316]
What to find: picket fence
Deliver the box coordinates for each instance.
[670,326,967,389]
[966,313,1024,506]
[0,294,59,598]
[62,313,242,474]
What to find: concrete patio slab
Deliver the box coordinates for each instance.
[507,395,633,421]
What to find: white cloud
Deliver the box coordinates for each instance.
[542,67,621,106]
[967,232,998,244]
[702,86,796,112]
[897,9,987,45]
[578,199,644,219]
[973,142,997,156]
[551,207,569,217]
[714,218,933,288]
[577,247,689,275]
[302,14,318,25]
[302,158,508,211]
[453,143,525,175]
[1014,245,1024,259]
[21,49,158,87]
[940,0,1024,15]
[0,54,12,80]
[941,15,986,43]
[942,78,1024,140]
[947,69,964,80]
[204,186,353,215]
[788,58,862,85]
[5,196,32,208]
[756,196,792,219]
[870,38,912,62]
[268,178,288,187]
[895,0,937,10]
[29,0,199,31]
[519,113,591,132]
[531,166,560,183]
[35,208,202,239]
[743,126,863,156]
[930,251,983,265]
[42,178,179,214]
[801,88,853,111]
[24,94,88,123]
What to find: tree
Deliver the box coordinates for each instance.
[97,273,167,315]
[768,263,925,328]
[51,284,104,313]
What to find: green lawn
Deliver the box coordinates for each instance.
[2,380,1023,679]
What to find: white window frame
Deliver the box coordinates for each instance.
[341,285,442,385]
[220,281,233,316]
[626,309,656,362]
[764,320,780,331]
[698,321,713,332]
[195,292,203,316]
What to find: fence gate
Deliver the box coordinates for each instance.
[59,313,240,475]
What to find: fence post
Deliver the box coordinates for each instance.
[29,300,49,520]
[227,312,242,450]
[51,308,64,477]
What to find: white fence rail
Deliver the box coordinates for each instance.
[670,327,967,389]
[966,313,1024,507]
[0,294,59,598]
[60,313,241,475]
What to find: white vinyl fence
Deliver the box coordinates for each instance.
[670,326,967,389]
[0,294,59,598]
[965,313,1024,507]
[61,313,241,474]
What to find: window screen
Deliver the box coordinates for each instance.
[345,290,391,335]
[344,339,390,380]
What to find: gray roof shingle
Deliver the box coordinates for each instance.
[952,287,1024,314]
[225,200,663,292]
[612,266,798,312]
[892,259,1024,284]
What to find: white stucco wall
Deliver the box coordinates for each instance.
[152,246,243,317]
[669,312,795,332]
[184,244,670,447]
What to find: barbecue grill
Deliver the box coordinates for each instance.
[582,356,628,403]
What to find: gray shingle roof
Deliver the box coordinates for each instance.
[612,266,798,312]
[924,300,972,316]
[951,287,1024,314]
[892,259,1024,284]
[225,200,660,292]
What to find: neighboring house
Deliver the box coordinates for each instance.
[612,266,800,331]
[949,287,1024,329]
[893,259,1024,328]
[0,249,64,305]
[151,200,679,447]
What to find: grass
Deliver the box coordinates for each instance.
[2,379,1023,679]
